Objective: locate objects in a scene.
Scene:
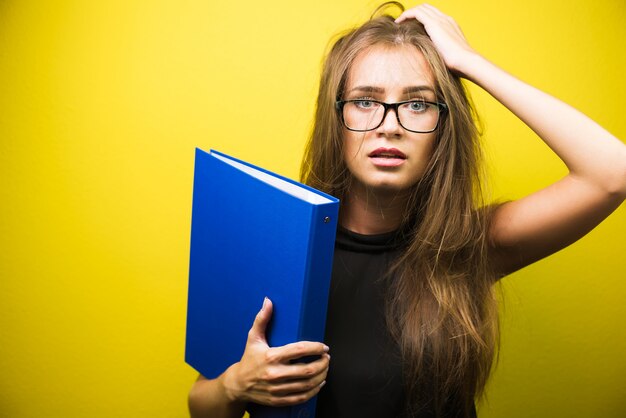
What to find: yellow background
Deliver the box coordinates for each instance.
[1,0,624,417]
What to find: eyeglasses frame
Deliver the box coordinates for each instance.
[335,99,448,133]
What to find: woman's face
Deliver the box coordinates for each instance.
[342,43,438,196]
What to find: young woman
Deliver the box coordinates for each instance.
[188,3,626,417]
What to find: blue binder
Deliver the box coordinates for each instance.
[186,148,339,418]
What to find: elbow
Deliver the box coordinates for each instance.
[608,149,626,200]
[188,381,204,418]
[187,376,214,418]
[594,143,626,201]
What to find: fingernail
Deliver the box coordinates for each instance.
[323,344,330,352]
[261,297,268,311]
[320,380,326,388]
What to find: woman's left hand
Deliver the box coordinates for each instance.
[395,3,478,75]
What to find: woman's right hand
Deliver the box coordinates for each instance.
[395,4,479,77]
[221,297,330,407]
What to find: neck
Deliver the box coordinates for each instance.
[339,185,409,235]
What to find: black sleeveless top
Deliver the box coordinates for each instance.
[315,227,477,418]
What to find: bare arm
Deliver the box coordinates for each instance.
[397,5,626,275]
[468,56,626,274]
[188,298,330,418]
[188,372,246,418]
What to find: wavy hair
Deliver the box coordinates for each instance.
[300,3,499,417]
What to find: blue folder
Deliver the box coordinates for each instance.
[186,148,339,417]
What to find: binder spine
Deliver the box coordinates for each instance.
[292,202,339,418]
[299,203,338,343]
[249,203,338,418]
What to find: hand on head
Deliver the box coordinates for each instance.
[395,3,478,75]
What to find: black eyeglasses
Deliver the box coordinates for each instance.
[336,99,447,133]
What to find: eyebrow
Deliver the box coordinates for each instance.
[347,85,436,95]
[403,86,436,95]
[348,86,384,94]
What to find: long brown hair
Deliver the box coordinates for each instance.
[300,3,499,417]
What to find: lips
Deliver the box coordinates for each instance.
[368,147,407,167]
[368,148,407,159]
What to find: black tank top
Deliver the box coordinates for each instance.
[315,226,407,417]
[315,227,477,418]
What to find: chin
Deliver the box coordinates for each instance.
[365,180,416,196]
[349,168,425,197]
[371,174,423,193]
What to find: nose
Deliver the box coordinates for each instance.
[376,105,403,137]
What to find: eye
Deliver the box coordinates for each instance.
[407,100,428,113]
[353,99,376,109]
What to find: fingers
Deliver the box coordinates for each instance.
[256,379,327,407]
[247,297,273,343]
[267,367,328,397]
[241,299,332,407]
[395,3,444,24]
[393,3,474,74]
[395,4,462,35]
[266,341,329,363]
[262,352,330,382]
[236,352,329,407]
[254,354,330,407]
[395,4,457,31]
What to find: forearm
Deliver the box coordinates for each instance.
[460,52,626,197]
[396,4,626,272]
[188,369,246,418]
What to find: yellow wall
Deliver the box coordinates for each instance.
[1,1,624,417]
